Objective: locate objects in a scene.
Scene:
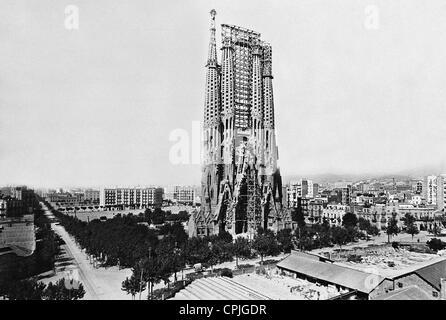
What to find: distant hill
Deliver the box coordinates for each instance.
[282,168,445,184]
[283,173,372,184]
[393,163,446,179]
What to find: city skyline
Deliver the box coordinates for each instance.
[2,0,446,188]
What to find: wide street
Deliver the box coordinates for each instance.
[41,203,132,300]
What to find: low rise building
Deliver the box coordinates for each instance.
[165,185,198,205]
[84,189,100,204]
[307,199,325,224]
[46,192,78,206]
[398,205,439,230]
[322,204,349,226]
[371,257,446,300]
[277,251,386,300]
[1,187,37,217]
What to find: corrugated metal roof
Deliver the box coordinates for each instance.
[373,285,435,300]
[277,252,384,294]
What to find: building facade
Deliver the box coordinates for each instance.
[191,10,284,237]
[341,185,352,205]
[322,204,349,226]
[286,179,314,204]
[1,187,37,217]
[426,175,438,206]
[165,186,197,204]
[307,199,325,224]
[46,192,78,206]
[415,180,423,195]
[423,174,446,210]
[99,187,163,209]
[84,189,100,204]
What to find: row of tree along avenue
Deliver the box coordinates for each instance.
[0,202,85,300]
[43,201,430,299]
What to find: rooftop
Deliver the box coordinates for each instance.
[277,251,385,294]
[373,285,435,300]
[389,257,446,291]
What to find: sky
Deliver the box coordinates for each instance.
[1,0,446,188]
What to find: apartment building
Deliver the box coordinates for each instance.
[100,187,163,208]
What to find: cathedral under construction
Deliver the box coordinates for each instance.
[189,10,286,238]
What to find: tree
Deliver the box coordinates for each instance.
[298,227,317,251]
[4,278,85,300]
[206,242,219,273]
[217,230,233,243]
[232,237,251,268]
[368,224,380,236]
[44,278,85,300]
[184,237,212,266]
[291,206,306,249]
[4,279,46,300]
[220,268,233,278]
[310,223,330,249]
[177,210,190,221]
[386,213,400,243]
[151,209,166,225]
[252,229,279,264]
[171,245,185,282]
[121,276,141,300]
[141,255,158,300]
[432,223,442,237]
[159,222,188,245]
[358,217,371,232]
[358,217,379,237]
[404,213,419,241]
[291,206,306,229]
[48,203,161,268]
[276,228,293,253]
[331,226,349,252]
[427,238,446,252]
[342,212,358,229]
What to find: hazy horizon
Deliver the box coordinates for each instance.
[2,0,446,188]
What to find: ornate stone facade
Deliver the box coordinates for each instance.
[190,10,285,237]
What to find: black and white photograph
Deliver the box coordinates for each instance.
[2,0,446,306]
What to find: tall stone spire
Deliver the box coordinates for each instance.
[202,9,222,221]
[262,44,277,174]
[203,9,221,131]
[207,9,218,67]
[251,43,264,163]
[262,44,274,130]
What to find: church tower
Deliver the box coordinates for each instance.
[191,10,284,238]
